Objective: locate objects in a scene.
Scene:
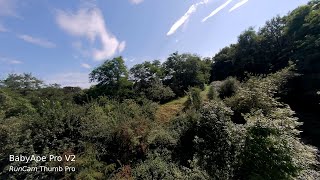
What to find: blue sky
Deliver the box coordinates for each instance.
[0,0,309,88]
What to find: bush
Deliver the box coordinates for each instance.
[80,99,159,167]
[132,153,209,180]
[184,87,202,110]
[171,101,240,179]
[147,126,176,151]
[207,84,219,100]
[218,77,240,99]
[145,79,175,103]
[0,89,36,118]
[170,110,200,166]
[194,101,237,179]
[238,108,319,179]
[225,66,295,116]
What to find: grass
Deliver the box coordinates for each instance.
[155,85,210,123]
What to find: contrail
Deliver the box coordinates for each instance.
[202,0,233,22]
[167,0,209,36]
[229,0,249,12]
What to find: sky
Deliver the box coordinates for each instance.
[0,0,310,88]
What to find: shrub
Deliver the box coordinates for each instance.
[193,101,237,179]
[238,108,319,180]
[132,153,209,180]
[81,99,158,166]
[0,89,36,118]
[145,79,175,103]
[184,87,202,110]
[75,144,112,180]
[225,66,295,117]
[170,110,200,166]
[147,126,176,151]
[207,84,219,100]
[218,77,240,99]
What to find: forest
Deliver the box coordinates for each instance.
[0,1,319,179]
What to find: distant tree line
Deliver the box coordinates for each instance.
[77,53,211,103]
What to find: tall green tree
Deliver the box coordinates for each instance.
[89,56,133,99]
[163,52,211,96]
[130,60,174,102]
[0,73,43,90]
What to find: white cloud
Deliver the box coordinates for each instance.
[129,0,144,4]
[72,41,82,49]
[167,0,209,36]
[202,0,233,22]
[229,0,249,12]
[18,34,56,48]
[0,56,22,64]
[72,41,91,57]
[9,60,22,64]
[118,41,126,53]
[56,5,125,61]
[45,72,93,88]
[0,0,18,17]
[81,63,91,69]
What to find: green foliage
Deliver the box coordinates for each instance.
[130,60,175,102]
[0,89,36,118]
[170,110,200,166]
[130,60,164,86]
[210,2,319,81]
[147,126,176,151]
[132,153,209,180]
[144,79,175,103]
[207,83,218,100]
[170,102,238,179]
[218,77,240,99]
[170,66,319,179]
[239,108,319,180]
[184,87,202,110]
[0,73,43,90]
[209,3,320,150]
[225,66,295,117]
[79,99,159,166]
[210,46,236,81]
[89,56,133,99]
[75,144,112,180]
[163,52,211,96]
[193,101,236,179]
[132,153,177,179]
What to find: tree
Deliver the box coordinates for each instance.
[144,79,175,103]
[0,73,43,90]
[233,28,260,78]
[211,45,237,81]
[163,52,211,96]
[130,60,163,86]
[130,60,174,102]
[89,57,133,99]
[258,16,289,72]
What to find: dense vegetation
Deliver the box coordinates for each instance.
[1,1,319,179]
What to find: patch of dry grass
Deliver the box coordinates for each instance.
[156,85,209,124]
